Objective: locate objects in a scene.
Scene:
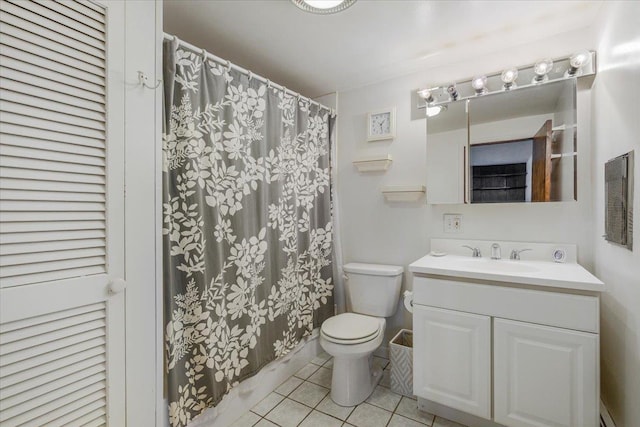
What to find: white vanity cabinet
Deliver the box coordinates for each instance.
[493,319,598,427]
[411,275,600,427]
[413,305,491,419]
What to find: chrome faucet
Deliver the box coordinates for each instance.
[462,245,482,257]
[491,243,501,260]
[510,248,532,260]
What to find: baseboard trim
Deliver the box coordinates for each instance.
[600,400,616,427]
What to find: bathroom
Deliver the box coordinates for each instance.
[0,1,638,427]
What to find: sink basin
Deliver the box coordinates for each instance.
[409,240,605,292]
[456,258,540,274]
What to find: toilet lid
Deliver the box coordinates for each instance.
[321,313,380,341]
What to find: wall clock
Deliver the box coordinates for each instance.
[367,107,396,141]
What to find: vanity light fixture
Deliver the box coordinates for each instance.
[532,58,554,84]
[416,50,594,109]
[446,84,459,101]
[501,67,518,90]
[291,0,356,14]
[471,75,488,95]
[565,50,592,77]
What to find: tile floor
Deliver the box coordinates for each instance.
[230,352,469,427]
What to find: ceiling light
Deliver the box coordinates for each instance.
[532,58,553,84]
[565,50,591,77]
[426,105,447,117]
[446,84,459,101]
[417,88,435,103]
[471,75,488,95]
[501,67,518,90]
[291,0,356,14]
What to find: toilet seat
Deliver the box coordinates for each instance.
[321,313,382,345]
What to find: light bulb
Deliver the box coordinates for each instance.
[471,75,488,95]
[565,50,591,77]
[501,67,518,90]
[532,58,553,83]
[570,51,591,68]
[417,88,434,103]
[426,105,443,117]
[446,84,458,100]
[303,0,346,8]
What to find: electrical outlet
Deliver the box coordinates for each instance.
[444,214,463,233]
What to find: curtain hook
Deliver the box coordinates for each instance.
[138,71,161,90]
[247,71,253,81]
[226,60,232,73]
[266,79,271,89]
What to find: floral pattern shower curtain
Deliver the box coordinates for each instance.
[162,39,335,426]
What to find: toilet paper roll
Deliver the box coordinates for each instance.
[403,290,414,313]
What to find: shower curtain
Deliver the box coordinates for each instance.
[162,39,335,427]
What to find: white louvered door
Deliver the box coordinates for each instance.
[0,0,125,425]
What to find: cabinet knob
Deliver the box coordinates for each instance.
[108,278,127,294]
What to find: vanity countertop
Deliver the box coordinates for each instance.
[409,254,605,292]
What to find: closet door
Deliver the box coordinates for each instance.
[0,1,125,425]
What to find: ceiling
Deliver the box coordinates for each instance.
[163,1,603,99]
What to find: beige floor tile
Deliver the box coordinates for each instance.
[395,397,435,425]
[295,363,321,380]
[433,416,468,427]
[307,366,332,388]
[388,414,429,427]
[252,392,285,416]
[373,356,389,371]
[365,385,402,411]
[323,358,334,368]
[230,411,261,427]
[311,352,331,365]
[299,410,343,427]
[254,419,278,427]
[379,368,391,388]
[316,395,355,420]
[275,376,304,396]
[346,402,392,427]
[265,398,312,427]
[289,381,329,407]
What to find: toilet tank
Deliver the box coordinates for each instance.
[343,263,403,317]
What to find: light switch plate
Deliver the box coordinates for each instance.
[444,214,463,233]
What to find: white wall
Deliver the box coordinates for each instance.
[591,2,640,426]
[123,1,163,425]
[337,28,598,340]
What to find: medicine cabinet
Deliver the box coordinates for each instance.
[426,79,577,204]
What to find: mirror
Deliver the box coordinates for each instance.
[426,79,577,204]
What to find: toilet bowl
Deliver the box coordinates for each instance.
[320,263,403,406]
[320,313,386,406]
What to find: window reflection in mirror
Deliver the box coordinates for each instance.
[468,79,577,203]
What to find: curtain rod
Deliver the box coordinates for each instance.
[163,33,335,117]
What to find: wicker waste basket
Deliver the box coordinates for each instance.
[389,329,413,397]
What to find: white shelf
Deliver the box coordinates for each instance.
[353,154,393,172]
[551,152,577,159]
[382,185,426,202]
[552,124,577,132]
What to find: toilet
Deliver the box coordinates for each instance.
[320,262,403,406]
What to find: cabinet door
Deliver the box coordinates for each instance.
[494,319,598,427]
[413,305,491,419]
